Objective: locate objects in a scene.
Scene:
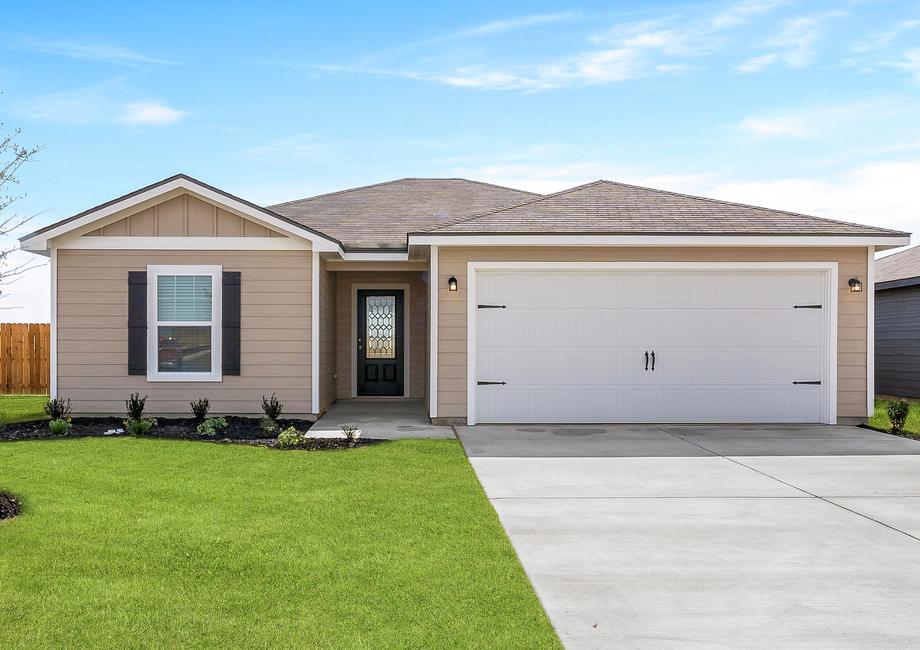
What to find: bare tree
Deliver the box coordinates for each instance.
[0,123,41,304]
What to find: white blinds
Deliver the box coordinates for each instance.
[157,275,213,321]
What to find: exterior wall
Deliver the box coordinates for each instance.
[85,193,285,238]
[437,246,869,421]
[319,257,337,411]
[875,285,920,399]
[334,271,427,400]
[57,249,311,416]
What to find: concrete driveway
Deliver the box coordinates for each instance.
[458,424,920,649]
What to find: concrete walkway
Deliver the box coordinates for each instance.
[311,399,453,439]
[460,424,920,649]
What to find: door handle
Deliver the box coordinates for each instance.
[645,351,649,371]
[651,351,656,371]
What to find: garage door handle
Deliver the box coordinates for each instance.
[645,351,649,371]
[793,380,822,385]
[477,304,507,309]
[477,381,506,386]
[793,304,822,309]
[651,350,656,371]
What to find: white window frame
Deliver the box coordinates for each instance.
[147,264,223,382]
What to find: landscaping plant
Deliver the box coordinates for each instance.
[276,426,303,449]
[48,418,72,435]
[196,417,228,437]
[124,393,155,435]
[190,398,210,424]
[342,423,361,447]
[888,399,910,434]
[260,393,284,434]
[44,397,72,420]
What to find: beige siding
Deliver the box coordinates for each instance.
[335,271,427,400]
[86,193,285,238]
[319,257,337,412]
[57,249,311,416]
[437,246,869,421]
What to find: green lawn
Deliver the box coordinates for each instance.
[0,394,48,425]
[0,438,559,649]
[869,398,920,437]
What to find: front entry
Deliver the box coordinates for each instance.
[357,289,405,396]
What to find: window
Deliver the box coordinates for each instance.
[147,265,222,381]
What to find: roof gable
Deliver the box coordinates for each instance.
[425,179,907,237]
[877,246,920,284]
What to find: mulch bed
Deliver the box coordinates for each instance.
[0,492,21,521]
[0,416,381,450]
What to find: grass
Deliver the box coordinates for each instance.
[0,394,48,425]
[0,437,559,649]
[869,398,920,438]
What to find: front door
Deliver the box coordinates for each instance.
[357,289,405,396]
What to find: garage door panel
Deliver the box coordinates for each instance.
[474,268,830,424]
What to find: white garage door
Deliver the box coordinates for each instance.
[472,266,833,424]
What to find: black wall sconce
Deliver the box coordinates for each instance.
[848,277,863,293]
[448,276,458,292]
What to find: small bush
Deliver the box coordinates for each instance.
[125,393,148,420]
[190,398,210,424]
[196,416,228,437]
[341,423,361,446]
[48,418,72,435]
[260,417,280,436]
[124,417,157,436]
[888,400,910,434]
[261,393,284,421]
[276,426,303,449]
[44,397,73,420]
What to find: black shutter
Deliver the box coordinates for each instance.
[127,272,147,375]
[222,271,241,376]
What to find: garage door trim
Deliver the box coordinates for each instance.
[466,261,839,425]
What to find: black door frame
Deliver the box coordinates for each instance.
[355,287,406,397]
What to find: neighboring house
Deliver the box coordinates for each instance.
[875,246,920,399]
[20,174,908,425]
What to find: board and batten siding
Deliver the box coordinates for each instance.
[436,246,869,422]
[56,249,312,416]
[875,285,920,399]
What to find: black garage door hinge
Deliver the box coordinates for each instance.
[477,304,507,309]
[477,381,507,385]
[793,380,822,385]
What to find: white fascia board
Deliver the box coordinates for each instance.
[20,177,342,253]
[339,250,410,261]
[58,236,311,251]
[409,234,911,249]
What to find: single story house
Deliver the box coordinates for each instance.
[875,246,920,399]
[20,174,909,425]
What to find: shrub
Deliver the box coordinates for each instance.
[196,416,228,437]
[888,400,910,434]
[261,393,284,421]
[341,423,361,446]
[48,418,72,435]
[44,397,73,420]
[126,393,148,420]
[276,426,303,449]
[124,417,157,436]
[260,417,280,436]
[190,398,210,424]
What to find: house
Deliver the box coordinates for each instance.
[875,246,920,399]
[20,174,909,425]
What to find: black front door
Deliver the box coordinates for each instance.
[357,289,404,396]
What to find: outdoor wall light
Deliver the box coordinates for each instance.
[848,277,863,293]
[448,276,458,292]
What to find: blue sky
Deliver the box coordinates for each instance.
[2,0,920,319]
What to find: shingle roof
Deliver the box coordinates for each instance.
[268,178,539,249]
[425,180,908,237]
[877,246,920,284]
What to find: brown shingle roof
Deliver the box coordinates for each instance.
[425,180,908,237]
[877,246,920,283]
[268,178,539,249]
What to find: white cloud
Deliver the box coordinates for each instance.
[734,98,913,141]
[736,52,779,72]
[119,102,186,126]
[0,248,49,323]
[737,115,807,138]
[458,12,581,37]
[737,11,845,73]
[893,47,920,82]
[710,0,788,29]
[853,19,920,54]
[13,37,176,66]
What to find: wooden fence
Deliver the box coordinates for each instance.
[0,323,50,394]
